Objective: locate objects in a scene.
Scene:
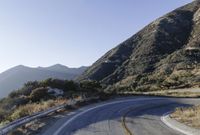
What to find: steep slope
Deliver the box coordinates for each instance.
[79,1,200,92]
[0,65,87,98]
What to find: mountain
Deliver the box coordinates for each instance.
[44,64,87,75]
[0,64,87,98]
[79,0,200,92]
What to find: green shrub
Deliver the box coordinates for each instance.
[29,87,49,102]
[41,78,78,92]
[80,80,102,92]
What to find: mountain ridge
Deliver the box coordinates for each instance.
[79,1,200,92]
[0,64,88,98]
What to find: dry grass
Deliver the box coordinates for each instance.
[171,105,200,129]
[10,99,68,121]
[141,88,200,97]
[7,97,102,135]
[122,91,200,98]
[149,91,200,98]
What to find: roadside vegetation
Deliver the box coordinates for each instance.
[171,105,200,129]
[140,90,200,98]
[0,78,103,125]
[113,87,200,98]
[0,77,199,133]
[104,68,200,94]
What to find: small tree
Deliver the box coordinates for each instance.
[29,87,49,102]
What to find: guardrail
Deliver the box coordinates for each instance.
[0,97,98,135]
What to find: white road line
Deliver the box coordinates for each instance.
[53,98,163,135]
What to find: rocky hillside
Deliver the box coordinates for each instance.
[79,0,200,92]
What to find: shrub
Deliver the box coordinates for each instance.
[29,87,49,102]
[80,80,102,93]
[0,109,7,122]
[41,78,78,92]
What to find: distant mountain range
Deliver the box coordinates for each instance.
[79,1,200,92]
[0,64,87,98]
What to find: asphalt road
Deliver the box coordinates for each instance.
[43,97,200,135]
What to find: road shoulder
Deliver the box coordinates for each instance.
[161,112,200,135]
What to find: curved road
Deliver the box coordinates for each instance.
[43,97,200,135]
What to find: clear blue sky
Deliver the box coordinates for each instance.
[0,0,192,73]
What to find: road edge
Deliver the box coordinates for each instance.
[161,112,200,135]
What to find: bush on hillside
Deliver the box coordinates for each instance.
[0,109,7,122]
[29,87,49,102]
[0,78,104,123]
[80,80,102,93]
[41,78,78,92]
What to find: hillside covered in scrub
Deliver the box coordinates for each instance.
[0,79,101,125]
[79,0,200,92]
[0,64,87,98]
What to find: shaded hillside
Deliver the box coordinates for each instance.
[79,1,200,92]
[0,64,87,98]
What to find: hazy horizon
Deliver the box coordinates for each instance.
[0,0,192,73]
[0,64,88,74]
